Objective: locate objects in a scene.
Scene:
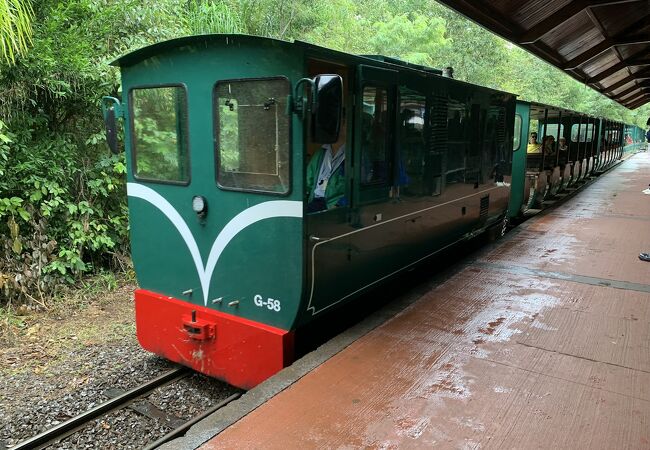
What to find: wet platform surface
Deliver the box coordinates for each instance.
[202,153,650,449]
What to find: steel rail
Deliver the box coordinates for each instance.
[12,367,189,450]
[141,392,242,450]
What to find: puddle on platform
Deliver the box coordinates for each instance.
[360,265,573,447]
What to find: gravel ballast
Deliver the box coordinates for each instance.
[0,283,239,449]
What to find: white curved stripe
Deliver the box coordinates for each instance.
[127,183,207,297]
[204,200,303,293]
[127,182,302,305]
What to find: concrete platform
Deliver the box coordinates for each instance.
[168,153,650,449]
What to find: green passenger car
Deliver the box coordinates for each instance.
[104,34,516,389]
[507,100,631,218]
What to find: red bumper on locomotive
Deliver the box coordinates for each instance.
[134,289,294,389]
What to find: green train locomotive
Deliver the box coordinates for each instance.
[102,34,634,389]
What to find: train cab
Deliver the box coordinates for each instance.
[515,102,557,210]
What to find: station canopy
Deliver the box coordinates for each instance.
[436,0,650,109]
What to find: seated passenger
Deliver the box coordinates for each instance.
[306,120,347,213]
[526,132,541,154]
[542,135,556,157]
[558,137,568,153]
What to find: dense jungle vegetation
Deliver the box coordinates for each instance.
[1,0,649,306]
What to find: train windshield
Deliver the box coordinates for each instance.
[214,77,291,194]
[130,85,190,184]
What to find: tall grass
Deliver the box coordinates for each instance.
[187,1,244,35]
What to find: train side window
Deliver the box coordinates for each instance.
[214,77,290,194]
[130,86,189,184]
[360,86,391,186]
[513,114,522,151]
[446,99,475,186]
[397,88,426,196]
[570,123,580,142]
[543,124,564,139]
[427,94,447,195]
[570,123,594,142]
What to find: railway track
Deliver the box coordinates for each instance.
[12,367,241,450]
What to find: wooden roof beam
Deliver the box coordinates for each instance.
[563,14,649,69]
[617,87,650,103]
[518,0,641,45]
[436,0,518,39]
[613,81,650,100]
[624,92,650,106]
[619,86,650,104]
[602,67,650,93]
[518,0,589,44]
[627,94,650,109]
[563,36,650,69]
[583,6,634,93]
[587,55,650,85]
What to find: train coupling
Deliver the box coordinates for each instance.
[182,312,216,341]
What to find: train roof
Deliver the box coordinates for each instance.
[111,34,290,67]
[518,99,596,120]
[518,99,627,123]
[111,34,630,123]
[111,33,515,97]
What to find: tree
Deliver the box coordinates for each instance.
[368,13,449,67]
[0,0,33,64]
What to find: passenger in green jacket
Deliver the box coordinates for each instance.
[306,121,347,212]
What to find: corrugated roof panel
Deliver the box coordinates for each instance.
[617,44,646,59]
[611,79,648,100]
[512,0,574,29]
[549,27,603,61]
[594,2,649,35]
[582,51,620,75]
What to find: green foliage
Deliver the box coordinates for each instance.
[186,0,244,35]
[0,117,128,301]
[295,0,370,52]
[0,0,181,304]
[368,14,449,66]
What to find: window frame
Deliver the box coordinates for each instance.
[513,114,522,151]
[359,83,393,189]
[570,123,595,143]
[396,87,428,196]
[213,76,292,196]
[128,83,191,186]
[543,123,565,140]
[444,99,470,184]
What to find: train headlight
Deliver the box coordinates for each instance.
[192,195,207,216]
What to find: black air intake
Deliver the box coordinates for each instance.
[480,195,489,219]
